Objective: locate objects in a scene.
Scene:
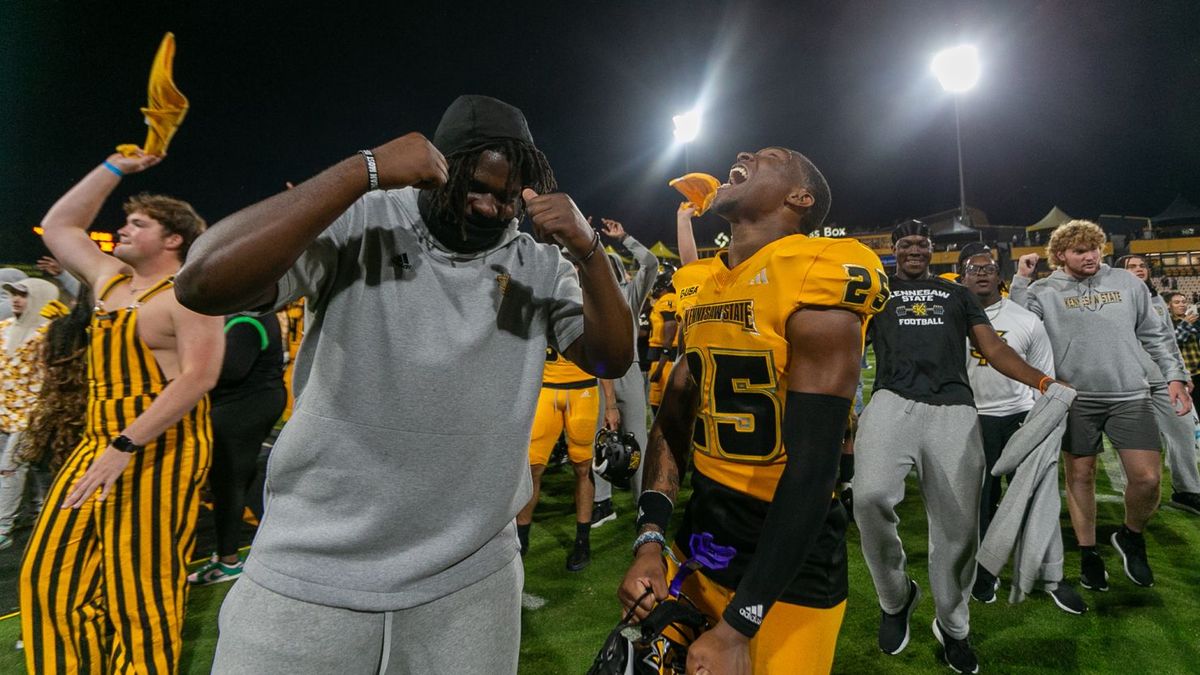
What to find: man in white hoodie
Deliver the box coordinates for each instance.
[0,278,59,549]
[1012,220,1191,592]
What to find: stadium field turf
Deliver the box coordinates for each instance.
[2,367,1199,672]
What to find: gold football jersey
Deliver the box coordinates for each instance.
[675,236,888,501]
[648,292,679,348]
[542,346,594,386]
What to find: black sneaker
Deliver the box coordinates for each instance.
[590,499,616,528]
[878,579,920,655]
[1170,492,1200,516]
[1079,550,1109,591]
[932,619,979,674]
[566,541,591,572]
[1047,582,1088,615]
[971,567,999,604]
[1111,528,1154,587]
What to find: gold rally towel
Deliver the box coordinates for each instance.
[117,32,189,156]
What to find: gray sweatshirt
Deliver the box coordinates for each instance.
[248,188,585,611]
[1009,265,1187,401]
[616,235,658,365]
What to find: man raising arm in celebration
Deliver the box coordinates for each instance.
[20,149,224,674]
[177,96,631,674]
[619,147,888,674]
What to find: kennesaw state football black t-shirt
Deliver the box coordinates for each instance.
[868,275,991,406]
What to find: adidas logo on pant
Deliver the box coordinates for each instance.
[739,604,764,625]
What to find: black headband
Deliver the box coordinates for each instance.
[892,219,930,244]
[958,242,993,266]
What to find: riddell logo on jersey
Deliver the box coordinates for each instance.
[739,604,764,625]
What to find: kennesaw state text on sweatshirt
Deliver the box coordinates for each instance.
[1009,265,1187,401]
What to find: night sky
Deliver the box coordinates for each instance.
[2,0,1198,261]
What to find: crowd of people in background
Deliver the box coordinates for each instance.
[1,94,1198,675]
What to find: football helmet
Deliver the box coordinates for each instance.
[593,429,641,483]
[587,596,710,675]
[652,264,677,295]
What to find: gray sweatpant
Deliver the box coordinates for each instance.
[1150,382,1200,494]
[854,389,984,640]
[212,554,523,674]
[594,363,649,501]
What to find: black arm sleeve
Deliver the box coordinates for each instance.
[721,391,851,638]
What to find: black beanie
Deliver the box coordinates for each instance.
[433,95,535,157]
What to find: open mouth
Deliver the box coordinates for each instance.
[717,163,749,191]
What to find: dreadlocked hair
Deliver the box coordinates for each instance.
[429,138,557,241]
[16,286,91,471]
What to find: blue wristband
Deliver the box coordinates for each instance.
[632,530,667,556]
[102,161,124,178]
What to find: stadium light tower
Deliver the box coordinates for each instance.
[931,45,980,228]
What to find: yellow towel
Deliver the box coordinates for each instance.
[668,173,721,216]
[117,33,189,157]
[39,300,70,320]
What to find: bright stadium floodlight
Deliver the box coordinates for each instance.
[672,109,702,143]
[931,45,981,93]
[931,44,981,228]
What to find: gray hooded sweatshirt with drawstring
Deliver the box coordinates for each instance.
[1009,264,1187,401]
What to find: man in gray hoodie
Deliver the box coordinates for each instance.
[1012,220,1191,592]
[1116,254,1200,515]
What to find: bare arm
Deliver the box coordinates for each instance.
[176,133,448,315]
[62,300,224,507]
[617,357,698,620]
[641,358,699,508]
[41,152,162,286]
[649,319,678,382]
[599,378,621,430]
[676,204,699,265]
[538,199,633,378]
[970,323,1056,389]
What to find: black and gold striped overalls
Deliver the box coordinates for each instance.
[20,274,212,674]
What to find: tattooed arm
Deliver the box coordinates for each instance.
[617,357,699,620]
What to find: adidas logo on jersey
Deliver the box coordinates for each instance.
[739,604,764,625]
[748,269,769,285]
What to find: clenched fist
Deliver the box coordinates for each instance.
[1017,253,1040,278]
[371,133,448,190]
[523,189,596,258]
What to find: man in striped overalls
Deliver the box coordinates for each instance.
[20,148,225,674]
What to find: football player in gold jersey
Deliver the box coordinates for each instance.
[518,346,603,571]
[619,147,887,674]
[647,276,679,413]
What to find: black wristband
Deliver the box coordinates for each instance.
[112,434,144,453]
[635,490,673,532]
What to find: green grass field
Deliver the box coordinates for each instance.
[2,383,1199,673]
